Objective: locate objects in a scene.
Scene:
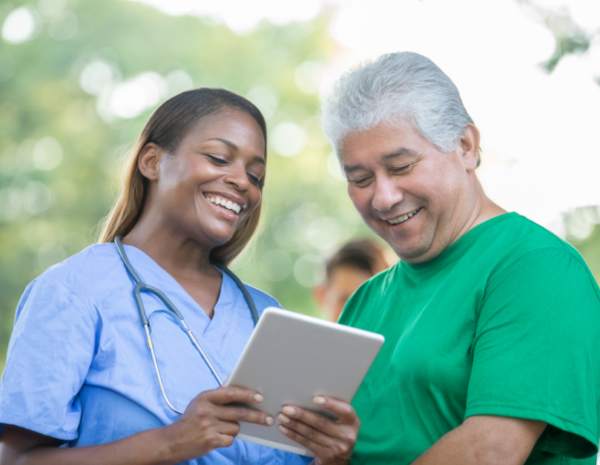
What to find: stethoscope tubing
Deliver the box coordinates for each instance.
[114,236,259,412]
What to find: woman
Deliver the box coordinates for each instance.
[0,88,359,464]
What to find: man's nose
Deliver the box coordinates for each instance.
[372,176,403,212]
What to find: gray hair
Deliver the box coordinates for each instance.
[321,52,474,154]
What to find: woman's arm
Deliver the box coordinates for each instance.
[0,424,176,465]
[0,387,274,465]
[411,415,547,465]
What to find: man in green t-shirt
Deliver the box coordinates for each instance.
[313,52,600,464]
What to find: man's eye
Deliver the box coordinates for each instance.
[391,163,415,174]
[248,173,264,187]
[350,176,372,187]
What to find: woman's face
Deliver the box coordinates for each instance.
[149,109,266,249]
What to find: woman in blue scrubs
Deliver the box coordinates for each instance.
[0,88,359,464]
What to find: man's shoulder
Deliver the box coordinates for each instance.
[482,213,586,268]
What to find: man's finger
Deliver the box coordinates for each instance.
[279,405,337,437]
[277,412,333,447]
[311,396,357,424]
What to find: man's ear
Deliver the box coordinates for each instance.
[459,123,481,171]
[138,143,165,181]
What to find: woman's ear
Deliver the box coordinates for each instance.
[459,123,481,172]
[138,143,165,181]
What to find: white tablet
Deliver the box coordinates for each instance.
[225,307,384,457]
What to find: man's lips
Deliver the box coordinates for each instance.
[384,207,423,225]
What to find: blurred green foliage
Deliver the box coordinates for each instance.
[1,0,599,373]
[0,0,379,368]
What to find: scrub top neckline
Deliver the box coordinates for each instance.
[118,243,234,336]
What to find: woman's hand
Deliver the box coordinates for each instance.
[163,386,274,463]
[277,396,360,465]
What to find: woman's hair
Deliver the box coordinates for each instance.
[99,87,267,266]
[321,52,474,155]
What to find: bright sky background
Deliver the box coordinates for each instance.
[127,0,600,236]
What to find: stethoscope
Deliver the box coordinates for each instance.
[114,236,259,414]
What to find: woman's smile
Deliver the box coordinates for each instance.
[203,192,245,219]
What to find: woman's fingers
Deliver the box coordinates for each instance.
[216,404,274,426]
[203,387,274,426]
[204,386,264,406]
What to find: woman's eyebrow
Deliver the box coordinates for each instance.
[205,137,239,150]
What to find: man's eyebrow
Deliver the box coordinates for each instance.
[204,138,265,165]
[381,147,417,160]
[343,147,417,173]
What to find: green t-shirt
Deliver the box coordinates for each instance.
[340,213,600,464]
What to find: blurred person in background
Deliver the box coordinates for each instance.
[320,52,600,465]
[313,239,391,322]
[0,88,359,465]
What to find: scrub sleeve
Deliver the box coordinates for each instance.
[0,275,96,440]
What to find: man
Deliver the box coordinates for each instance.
[319,52,600,464]
[313,239,392,321]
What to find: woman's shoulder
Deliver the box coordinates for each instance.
[29,243,122,298]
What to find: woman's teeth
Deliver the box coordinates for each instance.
[388,208,420,225]
[207,196,241,214]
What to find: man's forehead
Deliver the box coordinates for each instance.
[339,124,425,172]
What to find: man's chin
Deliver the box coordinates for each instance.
[393,242,433,264]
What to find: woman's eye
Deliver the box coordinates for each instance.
[248,173,264,187]
[204,154,228,165]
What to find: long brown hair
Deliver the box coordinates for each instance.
[99,88,267,266]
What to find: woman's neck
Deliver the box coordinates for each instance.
[122,211,220,280]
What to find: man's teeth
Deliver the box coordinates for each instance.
[388,208,420,225]
[207,196,241,214]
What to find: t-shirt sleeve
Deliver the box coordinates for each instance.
[0,275,96,441]
[465,249,600,459]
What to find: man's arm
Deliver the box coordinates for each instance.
[412,415,547,465]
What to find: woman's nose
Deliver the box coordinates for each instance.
[224,162,249,191]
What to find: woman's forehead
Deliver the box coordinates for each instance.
[184,110,266,152]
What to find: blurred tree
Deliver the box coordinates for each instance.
[518,0,599,75]
[0,0,378,368]
[563,207,600,279]
[1,0,598,373]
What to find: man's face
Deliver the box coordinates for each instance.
[339,121,472,263]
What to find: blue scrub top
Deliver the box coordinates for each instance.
[0,244,312,465]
